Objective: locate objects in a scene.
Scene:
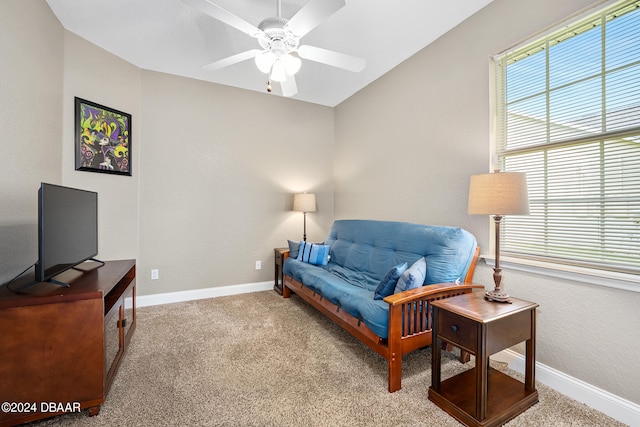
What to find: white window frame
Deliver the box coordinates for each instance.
[491,0,640,291]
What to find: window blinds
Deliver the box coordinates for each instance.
[495,0,640,274]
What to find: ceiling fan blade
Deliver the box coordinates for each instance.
[183,0,263,37]
[280,75,298,97]
[202,49,262,71]
[285,0,345,37]
[298,45,365,73]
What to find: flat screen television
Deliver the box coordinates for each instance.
[35,183,99,285]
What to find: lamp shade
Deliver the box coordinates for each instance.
[468,172,529,215]
[293,193,316,213]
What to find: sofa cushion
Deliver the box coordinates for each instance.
[324,220,477,285]
[339,288,389,338]
[394,257,427,294]
[284,258,419,339]
[286,258,326,286]
[374,262,408,300]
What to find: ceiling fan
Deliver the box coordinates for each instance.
[183,0,366,97]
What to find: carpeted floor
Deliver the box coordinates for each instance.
[28,291,625,426]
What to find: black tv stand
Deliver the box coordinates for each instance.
[8,277,69,295]
[8,260,106,295]
[72,258,105,273]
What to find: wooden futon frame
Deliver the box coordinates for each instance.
[282,247,482,393]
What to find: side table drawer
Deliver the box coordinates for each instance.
[437,309,477,353]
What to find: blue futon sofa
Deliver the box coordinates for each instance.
[283,219,481,392]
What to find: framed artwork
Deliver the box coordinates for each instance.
[75,97,132,176]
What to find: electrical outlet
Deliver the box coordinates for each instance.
[151,269,159,280]
[255,261,261,270]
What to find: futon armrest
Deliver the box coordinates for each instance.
[383,283,485,306]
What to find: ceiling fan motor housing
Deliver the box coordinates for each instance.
[258,17,299,52]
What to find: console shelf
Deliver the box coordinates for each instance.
[0,259,136,426]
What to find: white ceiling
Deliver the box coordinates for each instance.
[45,0,492,107]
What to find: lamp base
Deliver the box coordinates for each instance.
[485,289,512,304]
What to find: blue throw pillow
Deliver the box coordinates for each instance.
[394,257,427,294]
[296,241,330,266]
[374,262,408,300]
[287,240,300,258]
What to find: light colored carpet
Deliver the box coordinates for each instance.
[30,291,624,426]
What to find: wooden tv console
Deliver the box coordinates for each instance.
[0,259,136,426]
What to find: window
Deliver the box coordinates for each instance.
[494,0,640,275]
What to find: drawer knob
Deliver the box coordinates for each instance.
[451,325,459,332]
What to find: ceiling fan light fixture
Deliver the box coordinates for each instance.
[255,51,276,73]
[269,58,288,82]
[281,53,301,75]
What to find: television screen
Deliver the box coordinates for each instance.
[36,183,98,283]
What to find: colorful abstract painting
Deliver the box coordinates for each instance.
[75,97,131,176]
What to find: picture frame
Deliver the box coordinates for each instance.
[75,97,132,176]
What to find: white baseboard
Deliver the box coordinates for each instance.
[136,281,273,308]
[493,349,640,427]
[136,284,639,427]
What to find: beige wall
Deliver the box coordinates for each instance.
[137,71,334,295]
[61,32,141,263]
[0,1,140,282]
[334,0,640,405]
[0,0,63,284]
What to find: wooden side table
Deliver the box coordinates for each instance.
[429,292,538,427]
[273,247,289,295]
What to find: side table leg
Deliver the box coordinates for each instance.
[525,308,536,391]
[431,308,442,392]
[274,263,278,289]
[476,325,488,421]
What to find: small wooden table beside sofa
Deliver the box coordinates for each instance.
[281,219,483,392]
[429,292,539,426]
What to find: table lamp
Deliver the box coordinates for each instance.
[468,171,529,303]
[293,192,316,241]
